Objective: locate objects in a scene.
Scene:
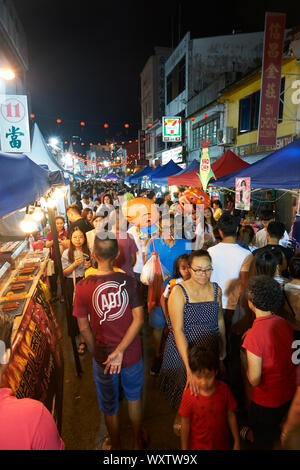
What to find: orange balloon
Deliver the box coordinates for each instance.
[122,197,159,228]
[179,188,211,219]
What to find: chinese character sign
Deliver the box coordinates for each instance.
[258,12,286,146]
[0,95,31,153]
[197,140,215,192]
[235,177,251,211]
[162,116,182,142]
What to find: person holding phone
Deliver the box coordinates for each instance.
[61,226,91,354]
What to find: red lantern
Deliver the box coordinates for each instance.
[204,114,208,119]
[124,123,129,128]
[57,118,62,124]
[30,113,35,119]
[104,123,109,128]
[191,117,195,121]
[80,122,85,127]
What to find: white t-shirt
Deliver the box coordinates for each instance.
[254,227,290,248]
[208,242,253,310]
[127,225,144,274]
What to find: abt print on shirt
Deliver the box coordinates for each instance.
[92,280,129,325]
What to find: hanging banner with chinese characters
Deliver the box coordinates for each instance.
[162,116,182,142]
[0,95,31,153]
[235,177,251,211]
[197,140,215,192]
[257,12,286,146]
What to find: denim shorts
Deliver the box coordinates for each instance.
[149,306,166,329]
[93,358,143,416]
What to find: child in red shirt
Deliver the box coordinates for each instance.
[179,345,240,450]
[242,275,296,449]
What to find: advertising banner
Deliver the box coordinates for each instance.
[162,116,182,142]
[0,95,31,153]
[235,177,251,211]
[2,284,63,425]
[258,12,286,146]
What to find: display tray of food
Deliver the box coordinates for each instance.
[0,240,28,268]
[2,280,32,298]
[17,265,40,276]
[0,298,26,317]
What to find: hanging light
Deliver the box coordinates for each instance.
[32,206,44,222]
[20,213,38,233]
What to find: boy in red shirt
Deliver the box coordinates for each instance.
[242,275,296,449]
[179,345,240,450]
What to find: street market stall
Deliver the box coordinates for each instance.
[0,151,66,432]
[168,150,250,187]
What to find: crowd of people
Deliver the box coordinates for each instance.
[1,179,300,451]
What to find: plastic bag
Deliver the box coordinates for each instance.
[140,254,156,286]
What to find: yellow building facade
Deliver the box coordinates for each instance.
[218,57,300,162]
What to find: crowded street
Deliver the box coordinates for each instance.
[0,1,300,458]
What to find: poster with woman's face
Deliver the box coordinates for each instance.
[235,177,251,211]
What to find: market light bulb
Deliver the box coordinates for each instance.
[20,214,38,233]
[53,188,64,200]
[0,69,15,81]
[32,207,44,222]
[46,197,56,208]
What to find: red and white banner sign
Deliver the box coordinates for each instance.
[0,95,31,153]
[258,12,286,146]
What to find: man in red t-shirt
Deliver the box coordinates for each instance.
[242,275,296,449]
[73,234,145,450]
[0,324,64,450]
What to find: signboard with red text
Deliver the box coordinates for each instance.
[162,116,182,142]
[0,95,31,153]
[257,12,286,146]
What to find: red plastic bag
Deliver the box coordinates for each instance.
[147,253,163,313]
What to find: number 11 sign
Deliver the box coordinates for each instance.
[0,95,31,153]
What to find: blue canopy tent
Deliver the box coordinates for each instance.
[151,160,183,185]
[174,159,199,176]
[213,138,300,189]
[130,165,157,184]
[125,165,150,183]
[0,152,52,219]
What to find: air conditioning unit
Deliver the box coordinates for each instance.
[217,127,236,145]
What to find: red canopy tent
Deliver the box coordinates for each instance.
[168,150,250,187]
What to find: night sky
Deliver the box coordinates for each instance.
[12,0,300,146]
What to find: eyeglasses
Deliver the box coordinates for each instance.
[190,266,213,274]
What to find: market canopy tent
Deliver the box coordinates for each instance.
[103,173,122,181]
[213,138,300,189]
[25,123,64,172]
[0,152,51,219]
[168,150,250,187]
[151,160,183,185]
[129,165,154,184]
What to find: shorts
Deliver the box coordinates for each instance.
[149,306,166,329]
[93,358,143,416]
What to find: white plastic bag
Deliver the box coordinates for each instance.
[140,253,170,285]
[140,254,156,285]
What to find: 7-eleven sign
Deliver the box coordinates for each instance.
[162,116,182,142]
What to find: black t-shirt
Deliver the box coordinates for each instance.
[67,218,94,238]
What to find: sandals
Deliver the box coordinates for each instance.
[78,342,87,355]
[240,425,254,443]
[100,436,112,450]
